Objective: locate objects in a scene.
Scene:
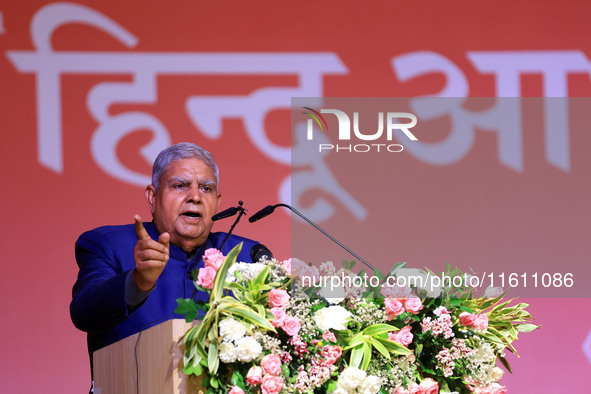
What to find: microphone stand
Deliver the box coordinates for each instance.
[191,201,246,302]
[252,203,375,271]
[219,201,246,250]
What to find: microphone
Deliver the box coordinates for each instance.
[250,243,273,262]
[248,205,275,223]
[248,203,375,271]
[212,206,239,221]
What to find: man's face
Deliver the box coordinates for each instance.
[146,158,221,252]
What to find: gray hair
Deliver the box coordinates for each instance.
[151,142,219,190]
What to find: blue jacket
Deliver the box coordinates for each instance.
[70,221,259,359]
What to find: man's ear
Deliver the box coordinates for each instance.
[216,192,222,212]
[145,185,156,214]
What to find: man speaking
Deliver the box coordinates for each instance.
[70,143,262,370]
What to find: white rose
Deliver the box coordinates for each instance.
[219,317,246,342]
[234,336,262,362]
[218,342,237,363]
[313,305,352,331]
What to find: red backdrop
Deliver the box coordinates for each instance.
[1,1,590,392]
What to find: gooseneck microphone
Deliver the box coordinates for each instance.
[249,203,375,271]
[212,206,239,221]
[213,201,247,250]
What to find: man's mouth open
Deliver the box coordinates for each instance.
[181,212,202,219]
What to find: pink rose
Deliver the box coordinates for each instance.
[261,354,282,376]
[322,330,337,343]
[268,289,290,309]
[403,297,423,314]
[261,374,283,394]
[419,378,439,394]
[203,248,225,271]
[300,264,320,284]
[382,284,412,298]
[384,298,405,319]
[270,307,287,328]
[487,383,507,394]
[321,344,342,364]
[464,376,477,391]
[282,316,301,336]
[246,365,263,385]
[473,314,489,331]
[290,258,307,278]
[282,258,292,273]
[459,312,477,327]
[195,266,216,289]
[390,325,413,347]
[228,386,245,394]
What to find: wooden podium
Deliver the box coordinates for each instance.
[93,319,204,394]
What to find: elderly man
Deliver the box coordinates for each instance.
[70,143,262,368]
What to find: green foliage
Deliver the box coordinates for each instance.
[175,298,198,322]
[174,247,538,393]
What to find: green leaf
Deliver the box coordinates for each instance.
[373,268,385,282]
[349,346,363,368]
[175,298,198,322]
[415,343,423,357]
[209,376,219,389]
[183,350,203,376]
[226,282,246,292]
[253,303,265,317]
[499,355,513,374]
[281,364,290,378]
[221,302,276,332]
[448,298,462,307]
[244,291,255,304]
[212,243,243,301]
[207,342,219,374]
[390,262,407,275]
[253,265,271,287]
[367,336,390,359]
[361,342,372,370]
[375,337,412,356]
[343,259,356,271]
[363,323,397,337]
[326,380,337,393]
[515,323,539,333]
[193,362,203,377]
[231,371,245,390]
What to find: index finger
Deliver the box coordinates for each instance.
[134,215,151,240]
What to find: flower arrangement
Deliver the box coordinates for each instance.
[175,243,538,394]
